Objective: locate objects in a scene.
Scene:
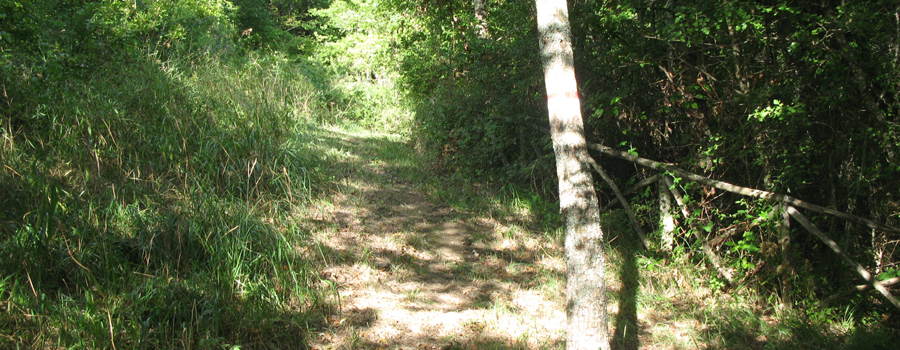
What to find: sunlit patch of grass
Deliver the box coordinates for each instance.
[404,287,428,304]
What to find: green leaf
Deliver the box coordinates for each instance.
[627,148,638,157]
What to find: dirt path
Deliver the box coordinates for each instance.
[294,127,900,350]
[303,129,568,349]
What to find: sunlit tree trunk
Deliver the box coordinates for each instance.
[535,0,609,349]
[659,176,676,252]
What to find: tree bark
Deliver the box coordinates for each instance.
[473,0,489,38]
[535,0,609,348]
[778,203,793,310]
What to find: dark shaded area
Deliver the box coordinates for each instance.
[700,309,900,350]
[610,232,640,350]
[569,0,900,311]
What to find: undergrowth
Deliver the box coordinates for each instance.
[600,210,900,350]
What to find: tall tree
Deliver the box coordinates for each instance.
[534,0,609,349]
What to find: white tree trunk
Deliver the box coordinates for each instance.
[659,176,676,252]
[535,0,609,348]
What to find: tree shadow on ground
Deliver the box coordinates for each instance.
[699,306,900,349]
[609,230,641,350]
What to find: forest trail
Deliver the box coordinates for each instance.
[303,127,569,349]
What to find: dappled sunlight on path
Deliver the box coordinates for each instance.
[303,127,566,349]
[303,130,565,349]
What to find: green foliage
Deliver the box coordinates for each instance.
[390,0,552,185]
[230,0,296,50]
[312,0,403,73]
[878,267,900,282]
[565,0,900,326]
[85,0,237,57]
[278,0,416,132]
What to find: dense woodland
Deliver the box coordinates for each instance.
[2,0,900,348]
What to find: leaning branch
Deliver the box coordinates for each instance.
[600,174,659,211]
[786,206,900,310]
[587,157,650,249]
[852,277,900,292]
[824,277,900,305]
[588,143,900,234]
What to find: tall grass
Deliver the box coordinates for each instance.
[0,52,330,348]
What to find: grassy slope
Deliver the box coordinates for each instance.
[1,53,330,348]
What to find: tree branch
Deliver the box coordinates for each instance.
[600,174,659,211]
[786,206,900,310]
[824,277,900,305]
[587,157,650,249]
[588,143,900,234]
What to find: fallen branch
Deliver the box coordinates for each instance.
[853,277,900,292]
[786,206,900,310]
[824,277,900,305]
[600,174,659,211]
[588,143,900,234]
[587,157,650,249]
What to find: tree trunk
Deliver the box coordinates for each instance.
[535,0,609,349]
[659,176,676,252]
[778,203,793,310]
